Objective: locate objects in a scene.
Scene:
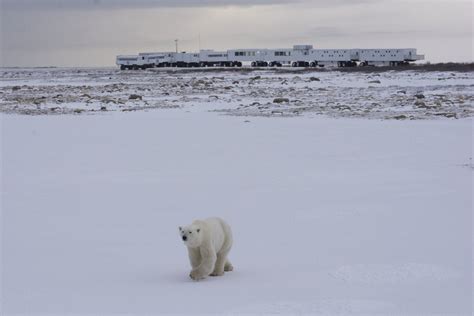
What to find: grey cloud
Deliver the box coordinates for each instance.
[306,27,473,39]
[2,0,380,10]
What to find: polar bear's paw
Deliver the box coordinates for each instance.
[189,269,206,281]
[224,261,234,272]
[210,271,224,277]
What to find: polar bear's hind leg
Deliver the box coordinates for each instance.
[211,249,230,276]
[224,260,233,272]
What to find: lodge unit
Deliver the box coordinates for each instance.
[117,45,424,69]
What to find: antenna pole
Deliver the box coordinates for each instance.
[175,39,178,53]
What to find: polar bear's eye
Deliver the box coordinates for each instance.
[189,231,192,234]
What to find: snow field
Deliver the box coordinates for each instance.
[2,108,472,315]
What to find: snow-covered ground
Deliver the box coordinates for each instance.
[1,68,473,315]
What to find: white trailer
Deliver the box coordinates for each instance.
[169,52,201,67]
[199,50,236,67]
[137,52,165,68]
[266,48,293,66]
[358,48,424,66]
[116,55,148,70]
[287,45,313,67]
[227,49,270,66]
[309,49,357,67]
[138,52,180,68]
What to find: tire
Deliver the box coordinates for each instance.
[251,61,257,67]
[292,62,298,67]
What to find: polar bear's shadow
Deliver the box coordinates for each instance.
[139,270,219,284]
[138,270,186,284]
[139,270,207,284]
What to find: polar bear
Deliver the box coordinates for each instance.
[179,217,233,281]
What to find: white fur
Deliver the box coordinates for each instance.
[179,217,233,281]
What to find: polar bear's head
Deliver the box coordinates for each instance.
[178,225,202,248]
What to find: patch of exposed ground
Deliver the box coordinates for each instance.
[1,67,472,119]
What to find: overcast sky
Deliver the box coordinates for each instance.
[1,0,472,67]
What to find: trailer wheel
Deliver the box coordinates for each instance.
[292,62,297,67]
[251,61,257,67]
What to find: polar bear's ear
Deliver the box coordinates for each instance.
[197,228,200,233]
[178,226,182,231]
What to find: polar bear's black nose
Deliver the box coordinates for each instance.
[182,236,187,241]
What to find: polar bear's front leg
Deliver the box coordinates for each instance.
[187,247,201,269]
[189,246,216,281]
